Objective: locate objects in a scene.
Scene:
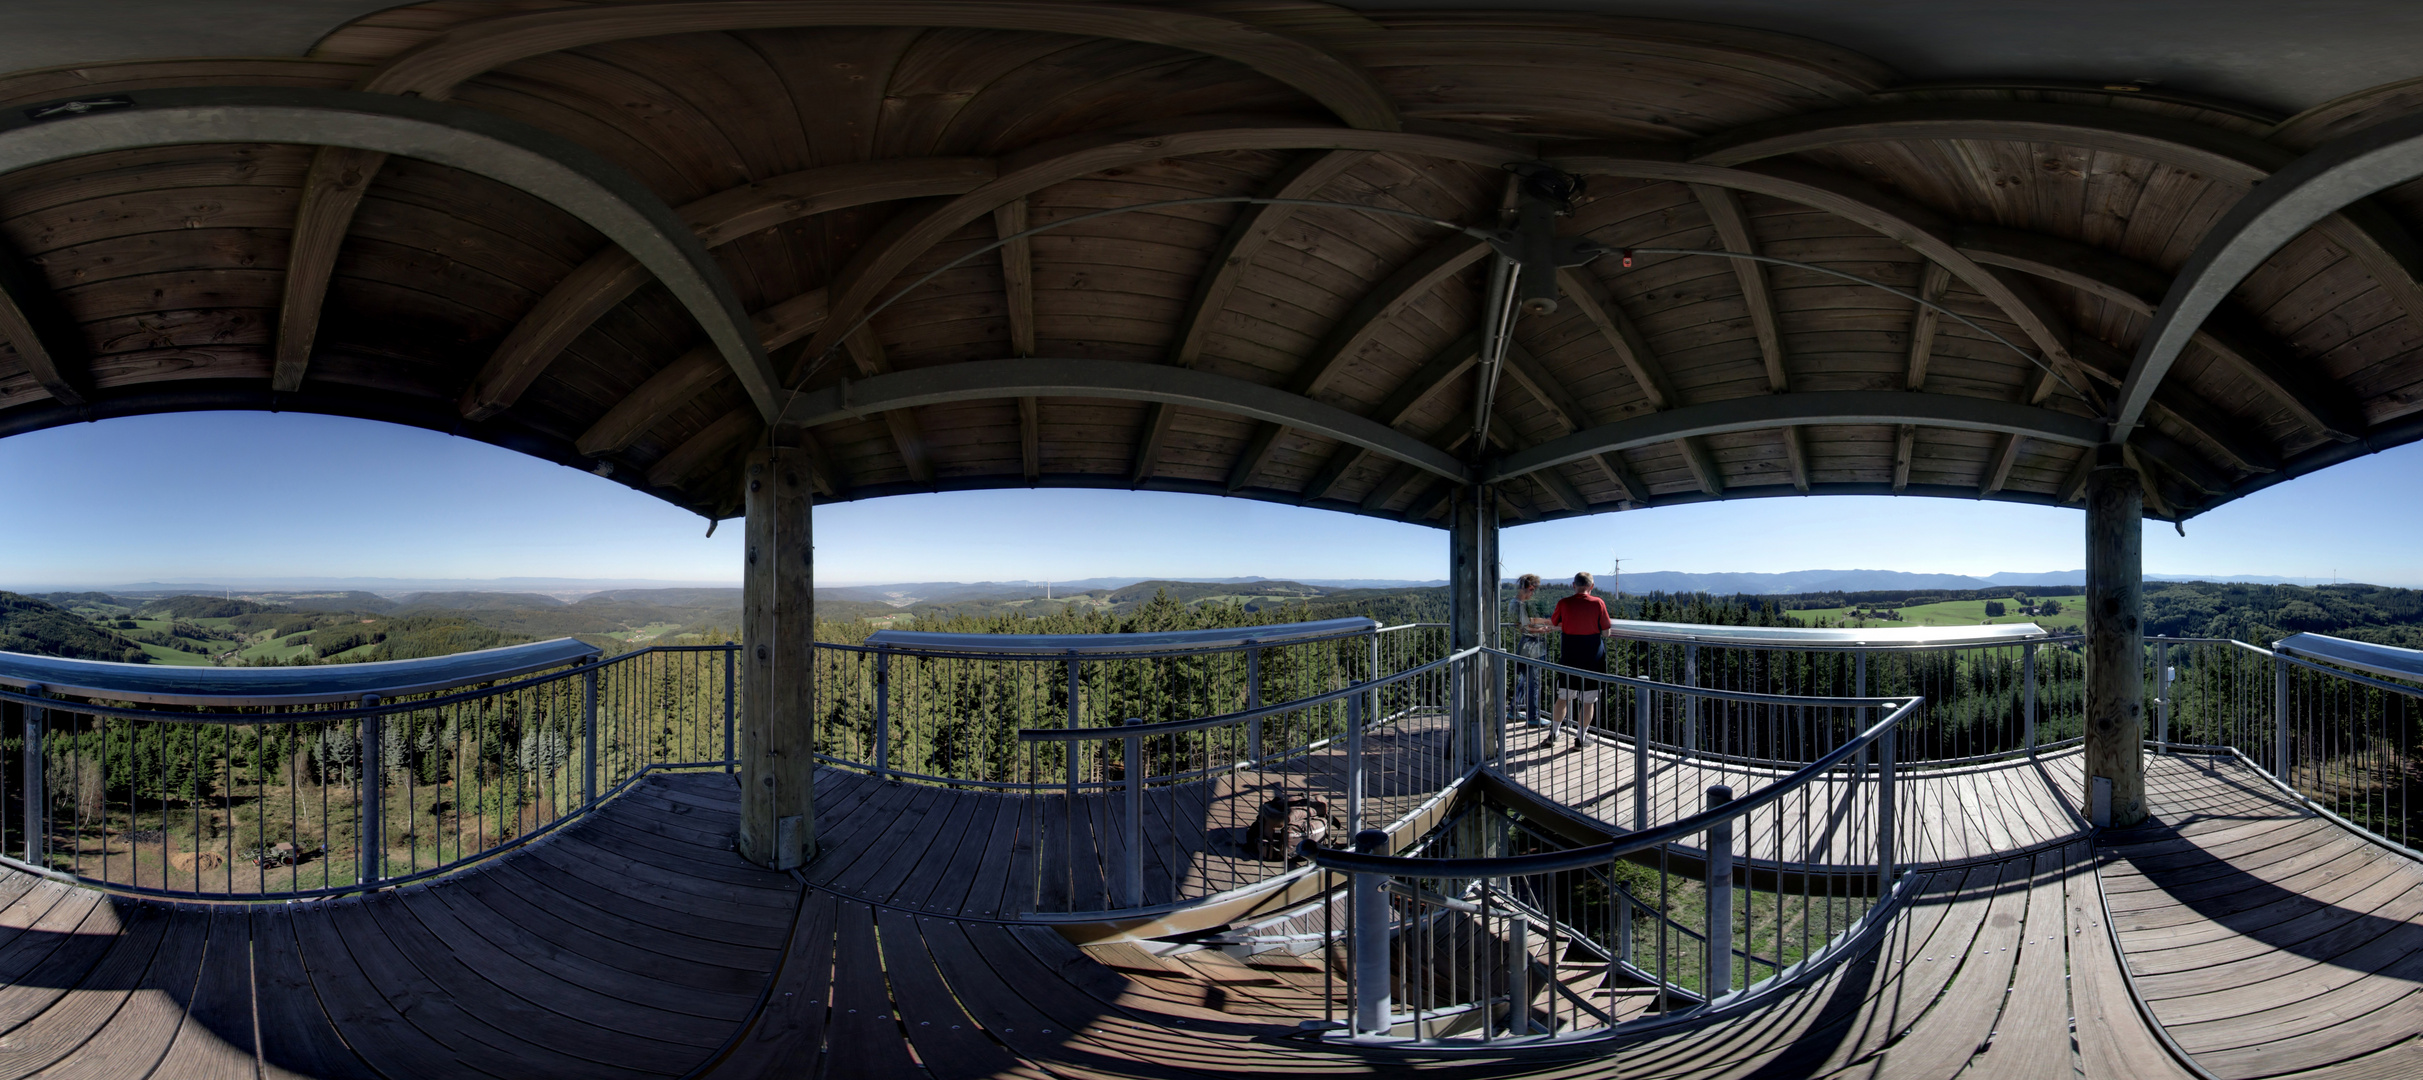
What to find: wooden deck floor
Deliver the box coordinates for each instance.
[804,713,1459,917]
[0,752,2411,1078]
[1499,733,2092,870]
[2102,753,2423,1080]
[0,771,798,1080]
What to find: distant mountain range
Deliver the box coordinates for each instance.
[10,570,2352,607]
[1606,569,2340,594]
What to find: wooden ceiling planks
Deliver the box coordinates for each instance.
[0,3,2419,523]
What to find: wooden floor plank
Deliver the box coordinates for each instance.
[37,907,208,1080]
[700,887,835,1079]
[0,902,169,1079]
[147,911,259,1080]
[821,901,920,1080]
[877,906,1045,1080]
[251,908,382,1080]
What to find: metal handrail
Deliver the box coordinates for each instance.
[815,619,1433,663]
[1306,696,1919,877]
[1482,647,1918,709]
[1016,648,1468,742]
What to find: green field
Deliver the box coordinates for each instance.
[134,641,212,665]
[1792,598,2085,633]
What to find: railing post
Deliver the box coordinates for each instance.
[1121,719,1144,909]
[1878,728,1896,895]
[1245,649,1262,766]
[1616,891,1633,963]
[722,643,736,772]
[2155,640,2171,755]
[1351,829,1391,1038]
[1684,644,1699,755]
[1634,686,1651,831]
[2273,652,2290,782]
[1347,694,1366,833]
[1491,651,1507,767]
[1449,655,1469,771]
[2022,641,2038,754]
[21,685,42,867]
[1705,785,1735,1000]
[1067,657,1083,730]
[1506,894,1530,1037]
[359,694,383,886]
[873,650,892,779]
[582,661,599,809]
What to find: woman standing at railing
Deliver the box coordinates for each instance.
[1547,571,1614,751]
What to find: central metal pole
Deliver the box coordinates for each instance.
[1351,828,1392,1038]
[1121,720,1144,909]
[359,693,382,886]
[1705,785,1736,999]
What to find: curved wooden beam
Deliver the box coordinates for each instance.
[363,1,1399,128]
[0,87,778,417]
[785,357,1469,482]
[1695,100,2423,356]
[578,289,829,456]
[1133,149,1366,483]
[283,0,1395,415]
[796,123,1516,370]
[1550,148,2091,406]
[2113,112,2423,440]
[1225,231,1489,491]
[463,156,994,420]
[1952,223,2361,442]
[1487,390,2105,483]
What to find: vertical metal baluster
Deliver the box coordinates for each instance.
[1635,686,1651,831]
[2023,641,2038,755]
[582,663,599,810]
[1352,828,1389,1038]
[724,643,737,771]
[359,695,382,887]
[2274,652,2290,781]
[873,650,891,780]
[1121,719,1144,909]
[20,685,41,868]
[1706,785,1734,1000]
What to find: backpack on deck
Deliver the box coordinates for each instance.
[1254,794,1333,861]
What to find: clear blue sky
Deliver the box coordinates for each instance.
[0,411,2416,588]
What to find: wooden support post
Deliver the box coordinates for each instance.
[1449,484,1498,759]
[741,444,816,870]
[1448,484,1499,654]
[2084,445,2147,828]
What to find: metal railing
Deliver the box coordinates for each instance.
[1016,648,1467,915]
[811,621,1446,789]
[0,643,737,900]
[2153,633,2420,851]
[1566,626,2081,767]
[1302,688,1923,1047]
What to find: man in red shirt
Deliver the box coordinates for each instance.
[1548,571,1613,750]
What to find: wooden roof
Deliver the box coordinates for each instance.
[0,3,2419,527]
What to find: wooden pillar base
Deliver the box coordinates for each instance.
[2084,445,2146,828]
[740,444,816,869]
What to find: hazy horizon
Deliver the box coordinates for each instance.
[3,413,2418,589]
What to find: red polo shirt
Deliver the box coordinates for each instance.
[1552,593,1612,636]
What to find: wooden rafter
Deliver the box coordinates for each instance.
[1227,232,1489,491]
[466,157,994,421]
[1690,184,1787,392]
[799,124,1513,388]
[842,326,934,485]
[577,290,830,457]
[1694,99,2423,337]
[277,0,1402,401]
[1892,426,1916,491]
[1955,223,2359,441]
[0,232,85,407]
[995,197,1042,484]
[274,146,384,394]
[1904,262,1951,391]
[1781,427,1810,492]
[1134,149,1366,484]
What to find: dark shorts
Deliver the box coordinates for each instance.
[1559,633,1605,673]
